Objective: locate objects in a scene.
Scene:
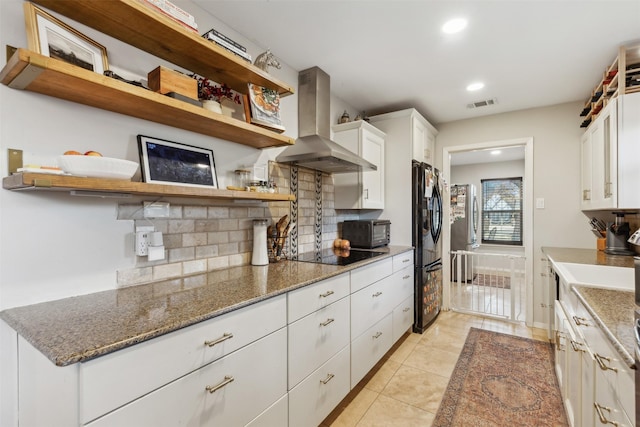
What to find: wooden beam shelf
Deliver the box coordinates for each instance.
[3,173,296,202]
[0,49,295,149]
[32,0,294,97]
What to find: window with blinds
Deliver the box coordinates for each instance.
[481,177,523,245]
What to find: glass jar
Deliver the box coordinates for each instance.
[233,169,250,189]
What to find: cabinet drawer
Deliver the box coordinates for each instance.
[392,295,414,343]
[289,345,350,427]
[594,368,634,427]
[86,328,287,427]
[245,394,288,427]
[80,295,286,424]
[392,251,413,273]
[288,296,350,388]
[351,314,393,388]
[287,273,349,323]
[350,258,393,293]
[351,275,394,339]
[390,266,414,309]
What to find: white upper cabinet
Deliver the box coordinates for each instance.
[581,92,640,210]
[332,121,386,209]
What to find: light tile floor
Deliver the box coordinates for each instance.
[320,310,550,427]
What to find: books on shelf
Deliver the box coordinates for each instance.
[141,0,198,32]
[202,29,252,63]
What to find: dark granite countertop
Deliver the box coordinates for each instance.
[572,286,635,368]
[542,246,636,368]
[0,246,413,367]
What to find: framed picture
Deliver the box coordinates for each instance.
[247,84,285,133]
[137,135,218,189]
[23,2,108,74]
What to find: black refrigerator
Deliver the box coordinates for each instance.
[412,161,443,333]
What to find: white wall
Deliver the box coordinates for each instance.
[436,101,593,328]
[0,0,360,310]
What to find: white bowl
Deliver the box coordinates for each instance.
[57,155,139,179]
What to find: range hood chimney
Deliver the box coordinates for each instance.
[276,67,377,174]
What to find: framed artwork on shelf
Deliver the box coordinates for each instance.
[23,1,108,74]
[137,135,218,189]
[247,84,285,133]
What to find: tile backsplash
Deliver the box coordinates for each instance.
[117,162,361,287]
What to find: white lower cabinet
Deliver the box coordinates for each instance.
[245,394,288,427]
[288,345,351,427]
[288,296,350,388]
[392,295,414,343]
[351,314,393,388]
[86,328,287,427]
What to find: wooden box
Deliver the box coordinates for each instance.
[147,66,197,99]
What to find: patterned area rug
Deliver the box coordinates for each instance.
[472,273,511,289]
[432,328,567,427]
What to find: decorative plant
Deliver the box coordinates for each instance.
[191,74,242,104]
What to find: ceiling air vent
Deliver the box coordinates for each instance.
[467,98,497,109]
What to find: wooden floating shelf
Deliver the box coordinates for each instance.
[3,173,296,202]
[0,49,295,149]
[32,0,294,97]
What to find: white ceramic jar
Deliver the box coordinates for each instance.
[251,219,269,266]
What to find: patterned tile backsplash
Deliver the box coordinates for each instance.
[116,162,361,287]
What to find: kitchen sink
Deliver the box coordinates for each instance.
[555,262,634,290]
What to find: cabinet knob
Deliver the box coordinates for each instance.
[205,375,234,393]
[204,332,234,347]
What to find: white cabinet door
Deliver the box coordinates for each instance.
[594,368,634,427]
[288,296,350,388]
[565,315,584,427]
[580,129,593,210]
[351,275,395,339]
[553,301,568,400]
[287,273,350,323]
[245,394,288,427]
[589,100,618,209]
[332,121,386,209]
[288,345,351,427]
[351,314,393,388]
[392,295,414,343]
[86,329,287,427]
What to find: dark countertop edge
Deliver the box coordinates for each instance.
[571,285,635,369]
[1,246,414,366]
[542,246,635,268]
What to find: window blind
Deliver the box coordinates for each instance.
[481,177,523,245]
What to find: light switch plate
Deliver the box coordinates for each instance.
[536,198,545,209]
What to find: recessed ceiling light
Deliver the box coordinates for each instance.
[442,18,467,34]
[491,150,502,156]
[466,82,485,91]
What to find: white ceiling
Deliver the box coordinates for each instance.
[193,0,640,125]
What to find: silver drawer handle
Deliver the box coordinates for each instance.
[402,259,411,263]
[204,332,234,347]
[319,290,334,298]
[572,315,589,327]
[403,307,411,312]
[594,402,619,426]
[372,291,383,298]
[555,331,565,351]
[373,331,382,339]
[403,275,411,280]
[320,318,335,327]
[320,373,335,385]
[594,353,618,372]
[205,375,234,393]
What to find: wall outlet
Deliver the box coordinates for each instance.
[135,226,155,256]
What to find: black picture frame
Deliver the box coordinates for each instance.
[137,135,218,189]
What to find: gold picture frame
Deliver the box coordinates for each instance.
[23,2,108,74]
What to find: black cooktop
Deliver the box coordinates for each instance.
[296,248,385,266]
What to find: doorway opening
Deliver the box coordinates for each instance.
[442,138,534,326]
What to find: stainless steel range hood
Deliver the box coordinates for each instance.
[276,67,376,174]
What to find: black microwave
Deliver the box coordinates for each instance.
[341,220,391,248]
